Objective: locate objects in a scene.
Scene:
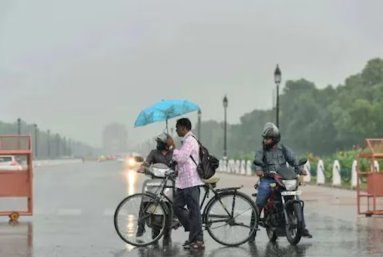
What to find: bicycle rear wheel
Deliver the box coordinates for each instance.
[205,191,258,246]
[114,193,167,247]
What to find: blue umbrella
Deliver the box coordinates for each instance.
[134,99,200,130]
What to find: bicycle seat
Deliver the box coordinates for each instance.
[202,176,220,185]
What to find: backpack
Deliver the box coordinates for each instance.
[190,136,219,180]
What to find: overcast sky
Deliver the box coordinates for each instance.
[1,0,383,147]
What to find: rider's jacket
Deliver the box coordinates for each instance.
[252,144,301,176]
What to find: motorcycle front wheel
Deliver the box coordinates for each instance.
[285,202,303,245]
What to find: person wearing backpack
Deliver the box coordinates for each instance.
[167,118,205,250]
[249,122,312,242]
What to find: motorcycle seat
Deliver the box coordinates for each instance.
[202,176,220,185]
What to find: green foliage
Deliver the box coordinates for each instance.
[200,57,383,159]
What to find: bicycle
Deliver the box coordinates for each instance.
[114,167,259,247]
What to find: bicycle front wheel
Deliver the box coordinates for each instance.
[114,193,167,247]
[205,191,258,246]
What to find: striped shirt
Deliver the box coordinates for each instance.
[173,132,203,189]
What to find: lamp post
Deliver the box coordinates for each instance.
[17,118,21,135]
[68,139,72,157]
[17,118,22,149]
[197,109,201,139]
[33,124,38,159]
[274,64,282,128]
[63,137,67,156]
[223,95,228,159]
[55,134,60,158]
[47,129,51,159]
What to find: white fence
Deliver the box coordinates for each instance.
[217,158,380,188]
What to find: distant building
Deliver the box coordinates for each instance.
[102,123,128,154]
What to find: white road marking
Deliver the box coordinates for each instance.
[57,209,82,216]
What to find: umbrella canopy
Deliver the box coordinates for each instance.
[134,99,200,129]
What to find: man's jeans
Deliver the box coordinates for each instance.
[256,177,275,209]
[173,186,203,242]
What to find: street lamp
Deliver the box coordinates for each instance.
[63,137,67,156]
[47,129,51,159]
[17,118,22,149]
[55,134,60,158]
[33,124,38,159]
[17,118,21,135]
[197,109,201,140]
[274,64,282,128]
[68,139,72,157]
[223,95,228,159]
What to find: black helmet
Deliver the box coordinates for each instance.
[262,122,281,143]
[155,133,169,151]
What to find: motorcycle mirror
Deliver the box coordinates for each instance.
[298,158,307,166]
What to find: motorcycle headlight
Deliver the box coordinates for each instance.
[282,179,297,190]
[126,157,136,167]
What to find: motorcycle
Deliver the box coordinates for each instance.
[253,159,307,245]
[139,163,178,239]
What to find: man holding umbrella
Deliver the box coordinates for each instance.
[167,118,205,250]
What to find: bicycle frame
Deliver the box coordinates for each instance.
[143,174,243,227]
[115,171,258,247]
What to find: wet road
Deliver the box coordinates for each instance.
[0,162,382,257]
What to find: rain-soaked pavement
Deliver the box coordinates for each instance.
[0,161,382,257]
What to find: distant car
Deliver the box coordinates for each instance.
[0,155,23,170]
[116,155,125,163]
[97,155,108,162]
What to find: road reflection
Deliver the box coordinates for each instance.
[114,241,312,257]
[260,242,310,257]
[208,242,311,257]
[361,217,383,255]
[0,221,33,257]
[124,168,139,196]
[115,241,208,257]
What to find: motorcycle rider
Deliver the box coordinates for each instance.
[249,122,312,241]
[136,132,174,240]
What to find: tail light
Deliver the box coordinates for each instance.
[10,161,18,166]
